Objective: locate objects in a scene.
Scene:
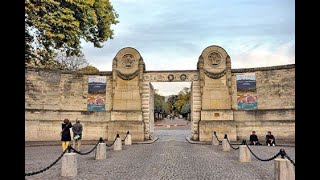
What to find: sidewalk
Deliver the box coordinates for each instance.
[186,136,295,147]
[25,137,159,147]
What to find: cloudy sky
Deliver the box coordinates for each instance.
[81,0,295,96]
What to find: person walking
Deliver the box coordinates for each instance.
[72,119,83,151]
[61,118,72,152]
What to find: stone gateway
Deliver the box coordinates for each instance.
[25,45,295,142]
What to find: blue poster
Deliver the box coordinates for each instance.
[87,76,106,111]
[88,76,106,94]
[237,73,257,110]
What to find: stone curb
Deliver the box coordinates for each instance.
[185,136,295,147]
[133,137,159,144]
[25,137,159,147]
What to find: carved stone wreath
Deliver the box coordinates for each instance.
[121,54,136,68]
[204,69,226,79]
[207,52,222,67]
[168,74,174,81]
[180,74,187,81]
[116,70,139,80]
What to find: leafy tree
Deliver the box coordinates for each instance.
[180,103,191,119]
[173,87,191,118]
[77,65,99,74]
[54,52,89,71]
[154,93,169,120]
[25,0,119,66]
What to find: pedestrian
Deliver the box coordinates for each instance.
[61,118,72,152]
[266,131,276,146]
[72,119,83,151]
[249,131,261,145]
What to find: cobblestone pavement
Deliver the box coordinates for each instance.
[25,128,295,180]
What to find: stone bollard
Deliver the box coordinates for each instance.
[212,132,219,146]
[274,158,295,180]
[95,143,107,160]
[222,139,230,151]
[125,131,132,145]
[61,152,77,177]
[239,145,251,162]
[113,134,122,151]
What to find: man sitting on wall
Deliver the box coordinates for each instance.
[249,131,261,145]
[266,131,276,146]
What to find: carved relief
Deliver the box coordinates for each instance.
[168,74,174,81]
[121,54,136,68]
[180,74,187,81]
[144,75,150,81]
[204,69,226,79]
[143,73,199,82]
[193,74,199,81]
[116,70,139,80]
[207,52,222,67]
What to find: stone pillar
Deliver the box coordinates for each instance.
[125,134,132,145]
[239,145,251,162]
[274,158,295,180]
[212,132,219,146]
[222,139,230,151]
[95,143,107,160]
[113,135,122,151]
[61,153,77,177]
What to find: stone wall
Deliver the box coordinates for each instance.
[25,52,294,142]
[25,69,116,141]
[199,65,295,141]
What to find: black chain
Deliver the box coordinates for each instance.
[105,135,119,147]
[213,131,222,143]
[226,137,240,150]
[25,147,68,176]
[246,143,281,161]
[284,154,295,166]
[122,131,129,141]
[70,140,100,155]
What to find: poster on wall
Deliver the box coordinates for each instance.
[87,76,106,111]
[236,73,257,110]
[88,76,106,94]
[87,95,106,111]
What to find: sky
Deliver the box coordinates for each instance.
[81,0,294,96]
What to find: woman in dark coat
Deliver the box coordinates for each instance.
[61,118,72,152]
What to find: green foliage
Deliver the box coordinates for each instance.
[77,65,99,74]
[25,0,119,66]
[154,93,169,119]
[173,87,191,118]
[181,103,191,115]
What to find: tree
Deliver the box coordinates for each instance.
[154,93,169,120]
[77,65,99,74]
[25,0,119,66]
[173,87,191,118]
[54,52,89,71]
[180,103,191,120]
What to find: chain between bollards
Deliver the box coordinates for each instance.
[25,147,69,176]
[70,140,100,155]
[213,131,222,143]
[106,134,119,147]
[122,131,129,141]
[225,134,240,150]
[245,142,281,161]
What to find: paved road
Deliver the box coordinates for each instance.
[25,126,295,180]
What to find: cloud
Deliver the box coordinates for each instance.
[151,82,191,96]
[81,0,294,74]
